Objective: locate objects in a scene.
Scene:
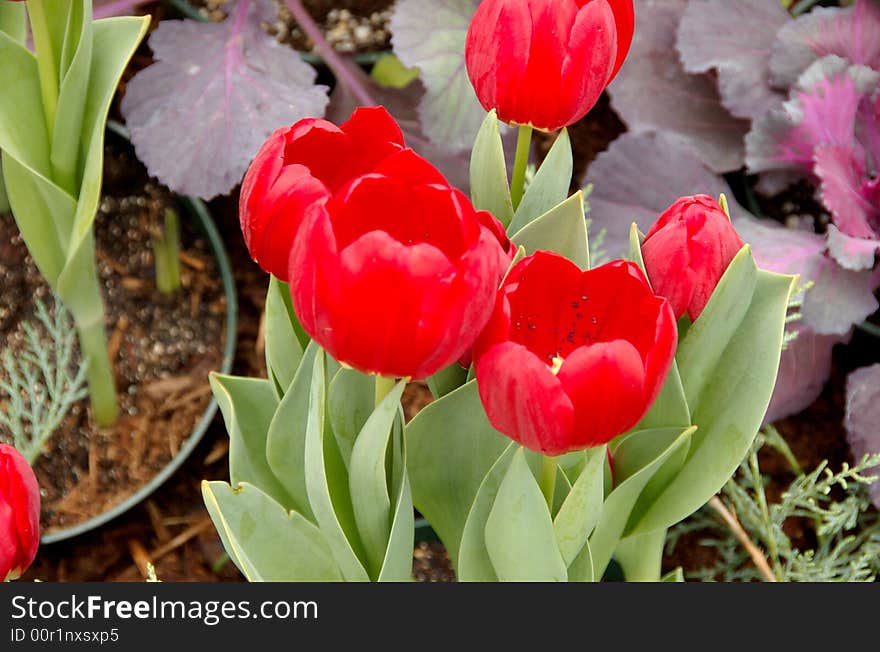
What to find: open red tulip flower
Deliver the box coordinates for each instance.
[642,195,745,322]
[465,0,634,131]
[0,444,40,582]
[473,251,677,456]
[239,107,406,281]
[288,147,505,380]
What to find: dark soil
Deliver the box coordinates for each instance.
[0,137,226,538]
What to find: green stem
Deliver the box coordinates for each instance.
[76,317,118,427]
[748,449,784,579]
[510,124,533,211]
[856,321,880,339]
[615,529,667,582]
[539,454,557,510]
[27,0,60,140]
[153,208,182,294]
[375,375,396,408]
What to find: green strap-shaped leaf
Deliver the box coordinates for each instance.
[378,418,415,581]
[303,350,370,581]
[348,380,407,579]
[511,192,590,270]
[508,129,573,234]
[554,446,606,566]
[264,275,305,395]
[327,367,375,468]
[589,428,691,578]
[0,2,26,43]
[265,342,320,520]
[457,443,517,581]
[662,567,685,582]
[567,538,595,582]
[627,266,796,535]
[209,373,295,509]
[51,1,92,194]
[65,16,149,261]
[202,481,341,581]
[485,448,568,582]
[470,110,514,227]
[405,380,509,564]
[426,362,468,400]
[676,246,758,410]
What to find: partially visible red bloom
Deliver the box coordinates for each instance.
[641,195,745,322]
[0,444,40,582]
[473,252,677,455]
[465,0,634,131]
[289,148,503,380]
[239,107,405,280]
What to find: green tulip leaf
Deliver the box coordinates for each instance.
[209,373,296,510]
[508,128,573,234]
[378,419,415,582]
[485,448,568,582]
[303,350,370,581]
[511,191,589,270]
[0,2,26,43]
[264,342,321,520]
[470,109,514,227]
[676,246,758,410]
[662,567,685,582]
[327,367,376,468]
[264,276,305,395]
[627,222,646,272]
[405,380,509,564]
[554,446,606,566]
[202,481,341,581]
[348,380,407,579]
[457,443,517,581]
[370,53,420,89]
[589,428,691,578]
[426,362,468,400]
[567,537,595,582]
[627,262,797,535]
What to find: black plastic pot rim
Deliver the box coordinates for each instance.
[40,125,238,545]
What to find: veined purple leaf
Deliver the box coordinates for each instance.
[585,131,743,258]
[770,0,880,89]
[746,57,879,174]
[816,145,880,247]
[390,0,485,152]
[607,0,748,173]
[121,0,329,199]
[735,216,879,335]
[677,0,789,121]
[845,363,880,508]
[766,324,848,423]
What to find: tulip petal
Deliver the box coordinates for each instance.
[641,219,696,319]
[556,339,647,448]
[476,342,575,455]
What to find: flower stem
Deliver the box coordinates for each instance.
[539,454,557,510]
[153,208,181,294]
[375,375,396,408]
[510,124,533,211]
[76,316,118,427]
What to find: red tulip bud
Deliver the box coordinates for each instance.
[0,444,40,582]
[473,252,677,455]
[641,195,745,322]
[465,0,634,131]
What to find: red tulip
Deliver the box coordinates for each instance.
[465,0,634,131]
[473,252,677,455]
[240,107,405,281]
[641,195,745,322]
[289,148,504,380]
[0,444,40,582]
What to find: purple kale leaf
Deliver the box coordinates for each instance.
[677,0,789,121]
[121,0,329,199]
[845,363,880,508]
[770,0,880,89]
[584,130,743,258]
[607,0,748,173]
